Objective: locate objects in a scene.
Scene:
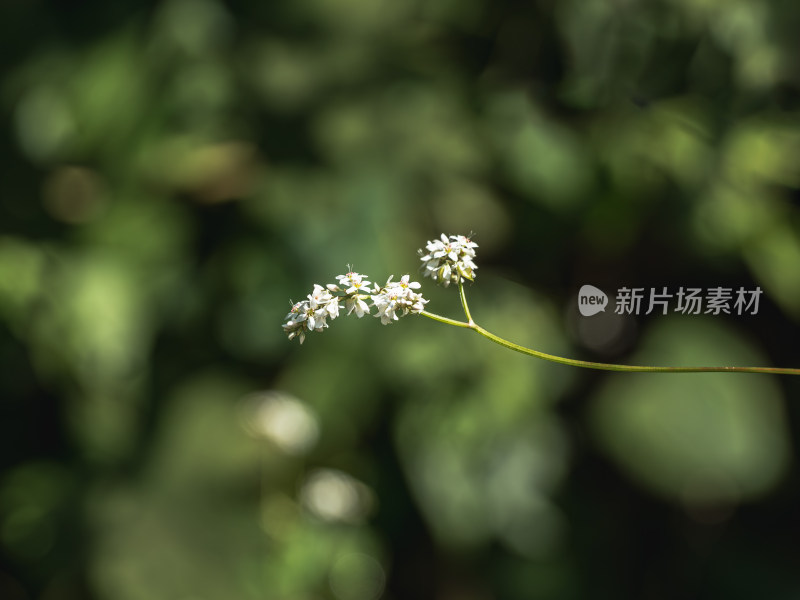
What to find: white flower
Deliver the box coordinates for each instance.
[372,275,428,325]
[333,271,372,295]
[328,271,373,318]
[419,233,478,286]
[309,284,340,321]
[346,295,371,318]
[283,284,343,343]
[282,300,311,343]
[284,267,428,341]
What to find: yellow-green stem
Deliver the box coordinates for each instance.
[458,281,474,324]
[470,322,800,374]
[419,310,471,329]
[417,283,800,375]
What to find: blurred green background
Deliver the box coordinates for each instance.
[2,0,800,598]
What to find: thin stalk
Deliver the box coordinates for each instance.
[419,310,472,328]
[424,279,800,375]
[458,281,474,324]
[471,322,800,374]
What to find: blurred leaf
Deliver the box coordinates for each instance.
[486,92,593,210]
[0,463,72,563]
[744,222,800,318]
[394,278,572,554]
[0,237,46,329]
[590,318,790,506]
[146,371,260,489]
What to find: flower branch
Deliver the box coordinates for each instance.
[283,234,800,375]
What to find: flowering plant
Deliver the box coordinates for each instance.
[284,234,800,375]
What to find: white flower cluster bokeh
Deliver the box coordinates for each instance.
[283,270,428,343]
[418,234,478,287]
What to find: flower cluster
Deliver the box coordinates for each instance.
[329,271,372,318]
[418,234,478,287]
[282,284,342,344]
[283,270,428,343]
[372,275,428,324]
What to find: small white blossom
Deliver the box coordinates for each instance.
[372,275,428,325]
[419,233,478,287]
[334,271,372,295]
[284,264,429,341]
[282,300,311,344]
[283,284,343,343]
[329,271,373,317]
[346,295,371,318]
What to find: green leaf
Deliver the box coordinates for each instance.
[590,318,790,505]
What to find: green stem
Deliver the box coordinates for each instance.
[471,322,800,374]
[458,281,474,324]
[419,281,800,375]
[419,310,471,329]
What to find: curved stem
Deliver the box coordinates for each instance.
[419,310,472,328]
[458,281,474,324]
[470,323,800,374]
[423,286,800,375]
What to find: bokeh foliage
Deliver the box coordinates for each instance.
[2,0,800,598]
